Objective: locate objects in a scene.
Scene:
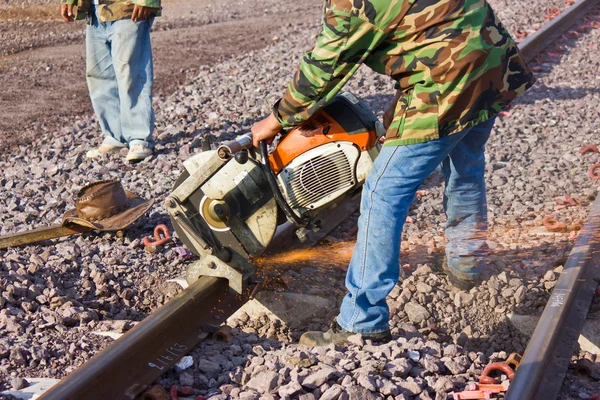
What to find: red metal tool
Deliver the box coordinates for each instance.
[555,194,581,209]
[579,144,599,154]
[452,390,492,399]
[590,164,600,181]
[542,216,568,232]
[169,386,205,400]
[480,362,515,385]
[143,224,172,247]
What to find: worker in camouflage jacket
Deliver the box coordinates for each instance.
[252,0,535,346]
[60,0,161,162]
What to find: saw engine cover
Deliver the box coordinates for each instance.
[170,92,383,261]
[268,92,382,215]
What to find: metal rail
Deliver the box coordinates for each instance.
[506,195,600,400]
[39,276,240,400]
[504,0,600,397]
[519,0,600,62]
[37,193,361,399]
[0,224,92,249]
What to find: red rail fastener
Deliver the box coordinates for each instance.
[452,390,492,399]
[542,216,568,232]
[515,29,528,38]
[565,30,580,38]
[506,353,522,371]
[141,386,169,400]
[590,164,600,181]
[465,383,507,393]
[480,362,515,385]
[143,224,172,247]
[169,386,195,400]
[556,194,581,209]
[579,144,599,154]
[212,325,234,342]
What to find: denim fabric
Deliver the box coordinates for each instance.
[86,6,155,148]
[337,118,495,334]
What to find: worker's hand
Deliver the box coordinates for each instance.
[131,4,153,21]
[252,113,283,148]
[60,4,75,22]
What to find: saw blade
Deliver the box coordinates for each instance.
[199,196,230,232]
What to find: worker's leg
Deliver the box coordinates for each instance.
[337,128,477,334]
[85,6,125,147]
[108,15,155,149]
[442,118,495,282]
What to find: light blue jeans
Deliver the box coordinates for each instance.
[86,6,155,148]
[337,118,495,334]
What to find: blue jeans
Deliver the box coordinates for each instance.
[337,118,495,334]
[86,7,155,148]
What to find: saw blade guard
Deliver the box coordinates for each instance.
[170,150,278,261]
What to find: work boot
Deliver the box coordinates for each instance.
[442,258,478,291]
[299,319,392,347]
[86,141,127,159]
[126,143,153,163]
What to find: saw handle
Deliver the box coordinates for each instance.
[217,133,253,159]
[259,140,307,228]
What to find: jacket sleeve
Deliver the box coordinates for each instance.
[129,0,161,8]
[273,6,386,128]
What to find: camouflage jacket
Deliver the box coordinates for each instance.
[60,0,161,23]
[274,0,535,146]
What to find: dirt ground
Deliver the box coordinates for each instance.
[0,0,318,151]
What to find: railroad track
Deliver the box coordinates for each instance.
[34,0,600,398]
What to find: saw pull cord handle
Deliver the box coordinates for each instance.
[259,140,307,227]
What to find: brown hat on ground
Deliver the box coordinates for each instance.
[62,180,154,231]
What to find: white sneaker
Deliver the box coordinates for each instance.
[126,143,153,162]
[86,142,127,159]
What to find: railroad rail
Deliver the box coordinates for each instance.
[30,0,600,398]
[506,196,600,399]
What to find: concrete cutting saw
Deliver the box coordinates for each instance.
[165,92,385,293]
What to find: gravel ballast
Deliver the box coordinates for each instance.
[1,0,599,398]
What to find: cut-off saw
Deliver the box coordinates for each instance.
[165,92,385,293]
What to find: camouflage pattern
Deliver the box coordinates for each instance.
[60,0,161,23]
[274,0,536,146]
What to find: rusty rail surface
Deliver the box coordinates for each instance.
[39,276,240,400]
[506,194,600,400]
[504,0,600,398]
[518,0,600,62]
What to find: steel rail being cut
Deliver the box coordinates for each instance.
[39,276,240,400]
[506,195,600,400]
[37,194,361,400]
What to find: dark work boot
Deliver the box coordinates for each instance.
[442,258,478,291]
[299,319,392,347]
